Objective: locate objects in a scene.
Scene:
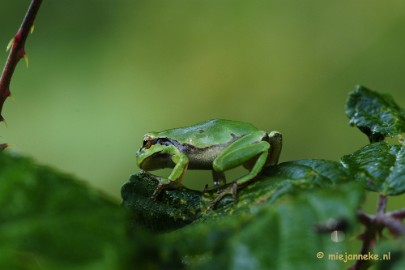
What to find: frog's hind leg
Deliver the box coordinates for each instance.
[209,131,271,209]
[213,131,269,182]
[209,131,282,209]
[209,182,238,209]
[213,131,271,193]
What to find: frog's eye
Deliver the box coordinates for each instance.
[143,140,153,149]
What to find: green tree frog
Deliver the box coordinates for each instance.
[136,119,282,206]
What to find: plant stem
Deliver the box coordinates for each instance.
[378,216,405,236]
[350,195,405,270]
[349,211,377,270]
[376,194,387,214]
[0,0,43,122]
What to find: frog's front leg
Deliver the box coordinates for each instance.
[152,146,189,199]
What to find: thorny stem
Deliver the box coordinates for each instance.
[350,195,405,270]
[0,0,43,122]
[349,211,377,270]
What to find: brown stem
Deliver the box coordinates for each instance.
[378,216,405,236]
[357,210,372,226]
[349,211,378,270]
[376,194,387,215]
[0,0,43,121]
[350,195,405,270]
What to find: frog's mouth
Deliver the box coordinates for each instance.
[140,152,174,171]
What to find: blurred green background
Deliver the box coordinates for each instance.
[1,0,404,207]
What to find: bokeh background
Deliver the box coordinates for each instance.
[1,1,404,210]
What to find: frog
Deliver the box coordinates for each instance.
[136,119,282,207]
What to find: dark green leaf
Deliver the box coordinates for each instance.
[123,160,353,232]
[121,171,204,232]
[160,183,363,270]
[124,159,364,269]
[345,85,405,142]
[262,159,353,203]
[0,153,132,270]
[341,142,405,195]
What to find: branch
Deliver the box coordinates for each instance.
[376,194,387,215]
[349,211,379,270]
[350,195,405,270]
[0,0,43,122]
[378,215,405,236]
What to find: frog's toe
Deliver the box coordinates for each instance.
[209,183,238,209]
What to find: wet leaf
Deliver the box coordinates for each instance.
[124,160,364,269]
[341,142,405,195]
[121,171,204,232]
[122,160,354,231]
[159,183,363,270]
[345,85,405,142]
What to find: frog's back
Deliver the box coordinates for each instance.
[157,119,258,148]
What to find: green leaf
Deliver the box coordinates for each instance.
[121,171,204,232]
[124,159,364,269]
[0,152,132,270]
[345,85,405,142]
[262,159,353,203]
[123,160,354,232]
[341,141,405,195]
[160,183,363,270]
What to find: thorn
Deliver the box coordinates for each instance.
[6,38,14,52]
[30,24,35,34]
[23,54,29,67]
[17,47,26,60]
